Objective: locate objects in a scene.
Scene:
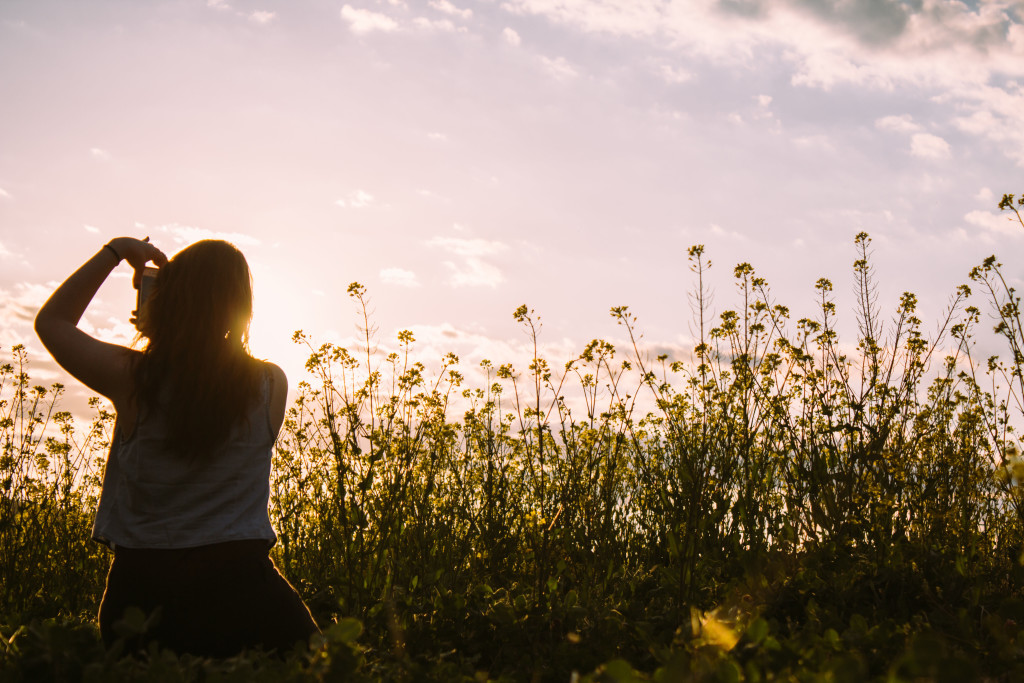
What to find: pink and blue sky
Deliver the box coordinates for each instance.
[2,0,1023,411]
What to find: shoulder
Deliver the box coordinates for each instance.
[262,361,288,434]
[263,361,287,393]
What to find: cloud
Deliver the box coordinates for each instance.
[0,187,9,199]
[380,267,420,288]
[336,190,375,208]
[155,223,262,247]
[443,260,505,287]
[207,0,230,8]
[659,64,691,84]
[341,5,399,34]
[910,132,951,160]
[950,83,1024,166]
[413,17,461,32]
[875,114,921,134]
[249,10,275,24]
[751,93,777,125]
[791,134,834,151]
[650,105,687,122]
[726,93,776,129]
[84,224,101,234]
[427,237,508,288]
[540,55,578,79]
[428,132,448,141]
[783,0,912,47]
[709,223,745,241]
[502,0,665,37]
[501,0,1024,70]
[503,27,521,46]
[0,281,52,332]
[0,241,10,258]
[964,209,1022,238]
[875,115,953,161]
[418,189,451,203]
[976,187,994,202]
[427,237,506,257]
[429,0,472,19]
[500,0,1024,163]
[90,147,111,161]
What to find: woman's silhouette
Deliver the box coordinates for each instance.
[35,237,319,657]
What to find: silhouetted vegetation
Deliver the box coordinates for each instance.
[4,197,1024,680]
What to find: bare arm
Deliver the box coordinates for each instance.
[35,237,168,410]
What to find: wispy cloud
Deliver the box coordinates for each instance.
[83,224,101,234]
[413,17,462,32]
[207,0,230,9]
[418,189,451,204]
[445,260,505,287]
[0,187,9,199]
[951,84,1024,166]
[501,0,1024,163]
[156,223,262,247]
[380,267,420,288]
[503,27,521,46]
[540,55,578,80]
[428,237,505,257]
[875,115,952,161]
[427,236,507,288]
[910,133,951,160]
[341,5,399,34]
[90,147,111,161]
[752,94,776,123]
[429,0,472,19]
[0,281,82,358]
[875,114,921,134]
[963,209,1021,238]
[791,134,834,152]
[502,0,664,37]
[709,223,745,241]
[727,93,777,129]
[0,281,52,329]
[336,190,375,208]
[250,10,275,24]
[658,64,691,84]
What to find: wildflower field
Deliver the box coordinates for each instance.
[4,200,1024,681]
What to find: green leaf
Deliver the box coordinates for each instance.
[326,618,363,645]
[745,617,769,644]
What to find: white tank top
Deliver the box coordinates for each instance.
[92,372,278,549]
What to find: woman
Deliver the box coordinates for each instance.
[35,236,319,657]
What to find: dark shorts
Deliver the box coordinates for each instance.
[99,539,320,658]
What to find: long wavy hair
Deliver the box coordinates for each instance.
[134,240,264,456]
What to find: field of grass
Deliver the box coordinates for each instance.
[4,211,1024,680]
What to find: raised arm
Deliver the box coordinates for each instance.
[35,237,168,409]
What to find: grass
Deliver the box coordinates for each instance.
[4,204,1024,680]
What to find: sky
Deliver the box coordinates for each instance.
[2,0,1023,416]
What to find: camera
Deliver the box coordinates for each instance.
[133,266,159,331]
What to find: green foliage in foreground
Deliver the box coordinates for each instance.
[5,201,1024,680]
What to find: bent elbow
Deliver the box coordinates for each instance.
[34,310,59,352]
